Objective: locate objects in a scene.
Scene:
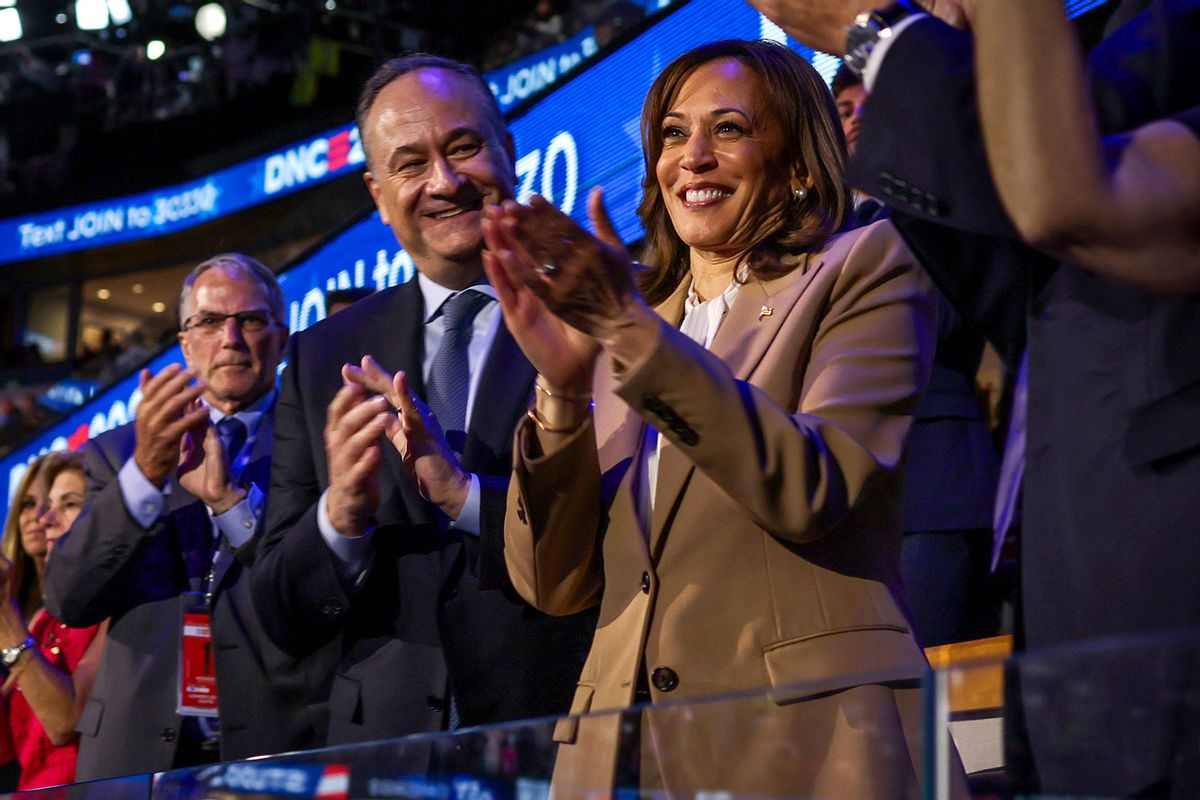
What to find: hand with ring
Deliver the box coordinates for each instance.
[483,189,643,394]
[342,355,471,519]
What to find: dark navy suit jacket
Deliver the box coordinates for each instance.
[254,277,596,744]
[846,3,1200,792]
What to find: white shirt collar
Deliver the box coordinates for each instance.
[207,388,276,436]
[680,268,746,349]
[416,273,498,324]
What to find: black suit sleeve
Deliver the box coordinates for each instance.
[253,335,354,657]
[845,15,1035,365]
[848,16,1018,239]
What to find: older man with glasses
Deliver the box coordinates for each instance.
[43,253,329,780]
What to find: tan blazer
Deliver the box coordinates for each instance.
[505,221,962,798]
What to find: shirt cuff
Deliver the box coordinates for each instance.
[213,483,264,549]
[118,457,166,529]
[863,12,927,92]
[450,473,482,538]
[317,488,374,577]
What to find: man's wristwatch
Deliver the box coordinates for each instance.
[1,636,36,668]
[844,0,920,77]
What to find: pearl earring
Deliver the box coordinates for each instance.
[793,187,807,201]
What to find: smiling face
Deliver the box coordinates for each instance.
[654,58,793,263]
[178,267,288,415]
[42,469,85,552]
[363,67,516,289]
[17,468,49,562]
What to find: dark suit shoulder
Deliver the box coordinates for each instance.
[85,422,137,467]
[293,282,413,355]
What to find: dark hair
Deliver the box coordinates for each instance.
[830,63,862,101]
[2,452,83,619]
[179,253,285,328]
[637,40,852,305]
[356,54,505,172]
[326,288,375,309]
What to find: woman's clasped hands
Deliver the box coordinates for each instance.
[481,190,659,397]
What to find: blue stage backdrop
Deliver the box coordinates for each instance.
[1,0,1112,504]
[0,6,676,266]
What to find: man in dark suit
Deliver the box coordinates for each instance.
[834,64,1000,647]
[748,0,1200,793]
[252,55,596,745]
[43,254,328,780]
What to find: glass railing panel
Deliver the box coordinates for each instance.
[0,771,153,800]
[146,663,939,800]
[931,628,1200,799]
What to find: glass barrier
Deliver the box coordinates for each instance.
[1,663,943,800]
[931,628,1200,799]
[6,629,1198,800]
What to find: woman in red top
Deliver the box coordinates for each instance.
[0,452,105,789]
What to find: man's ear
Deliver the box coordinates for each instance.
[363,171,389,226]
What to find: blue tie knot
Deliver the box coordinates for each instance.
[440,290,490,337]
[427,290,491,452]
[216,416,248,466]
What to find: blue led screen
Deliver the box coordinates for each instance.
[1,0,1113,503]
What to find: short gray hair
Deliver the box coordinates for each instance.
[179,253,285,328]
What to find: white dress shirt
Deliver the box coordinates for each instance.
[634,275,743,536]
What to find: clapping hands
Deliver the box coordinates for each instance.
[342,356,471,520]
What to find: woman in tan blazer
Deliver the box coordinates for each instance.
[482,40,963,799]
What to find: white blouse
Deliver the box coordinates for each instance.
[634,273,744,536]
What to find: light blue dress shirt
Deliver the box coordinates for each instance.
[117,389,276,549]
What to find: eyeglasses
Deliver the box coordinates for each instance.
[182,310,276,336]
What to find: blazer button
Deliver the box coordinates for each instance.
[427,695,445,713]
[160,727,177,743]
[640,572,650,593]
[650,666,678,693]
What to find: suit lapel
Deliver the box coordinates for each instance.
[211,407,275,597]
[365,279,434,523]
[461,321,534,473]
[374,277,427,398]
[169,489,214,593]
[647,258,826,554]
[708,256,825,381]
[158,420,214,592]
[594,359,652,570]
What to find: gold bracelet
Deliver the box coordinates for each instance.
[534,380,591,403]
[526,407,586,434]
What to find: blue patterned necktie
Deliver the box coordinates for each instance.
[215,416,248,472]
[426,290,490,453]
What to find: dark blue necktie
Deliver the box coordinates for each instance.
[426,290,490,453]
[215,416,248,473]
